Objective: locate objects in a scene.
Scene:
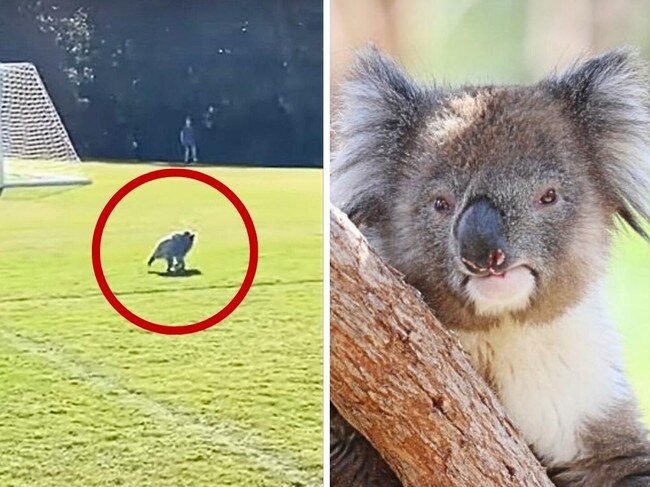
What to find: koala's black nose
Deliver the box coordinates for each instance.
[456,198,509,274]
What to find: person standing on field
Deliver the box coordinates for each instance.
[180,116,198,163]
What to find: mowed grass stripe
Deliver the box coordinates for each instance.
[0,277,323,305]
[1,328,320,486]
[2,282,323,468]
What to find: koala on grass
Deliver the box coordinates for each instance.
[147,230,196,273]
[331,47,650,487]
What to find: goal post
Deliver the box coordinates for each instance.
[0,62,91,194]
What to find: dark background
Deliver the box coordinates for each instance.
[0,0,323,167]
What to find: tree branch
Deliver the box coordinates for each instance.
[330,205,553,487]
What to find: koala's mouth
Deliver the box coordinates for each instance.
[462,264,537,316]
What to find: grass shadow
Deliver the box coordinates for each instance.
[148,268,202,278]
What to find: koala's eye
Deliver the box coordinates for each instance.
[539,188,558,205]
[433,196,451,213]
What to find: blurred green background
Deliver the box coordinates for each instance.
[332,0,650,420]
[332,0,650,85]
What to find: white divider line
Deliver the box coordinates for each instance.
[1,329,320,486]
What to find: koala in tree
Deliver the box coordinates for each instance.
[331,47,650,487]
[147,230,196,273]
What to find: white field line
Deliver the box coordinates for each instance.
[1,329,320,486]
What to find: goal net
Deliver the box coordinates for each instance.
[0,62,90,193]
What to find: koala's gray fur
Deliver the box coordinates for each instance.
[147,230,196,272]
[330,404,401,486]
[331,47,650,487]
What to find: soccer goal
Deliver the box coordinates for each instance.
[0,62,91,194]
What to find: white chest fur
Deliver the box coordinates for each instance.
[457,283,630,464]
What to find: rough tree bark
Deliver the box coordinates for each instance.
[330,205,554,487]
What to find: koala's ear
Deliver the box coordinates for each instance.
[331,47,429,227]
[544,48,650,238]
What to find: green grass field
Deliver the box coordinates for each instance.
[0,163,323,486]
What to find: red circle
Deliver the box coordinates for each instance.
[91,168,258,335]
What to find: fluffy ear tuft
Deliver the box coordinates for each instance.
[331,47,428,226]
[544,47,650,238]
